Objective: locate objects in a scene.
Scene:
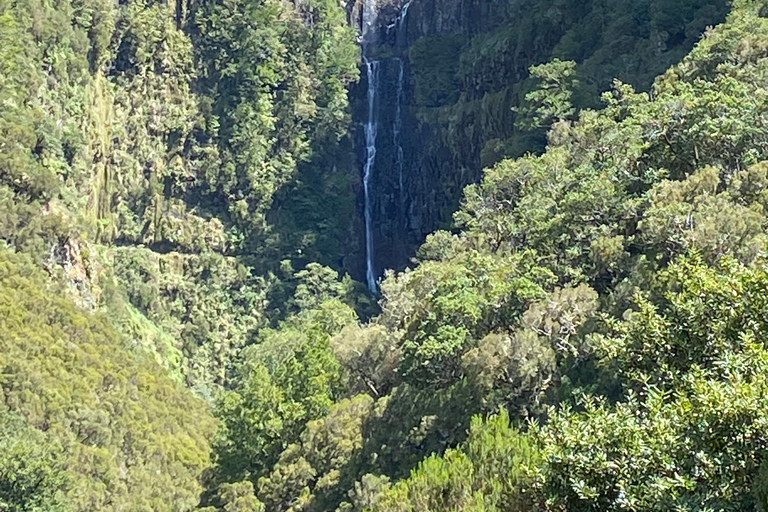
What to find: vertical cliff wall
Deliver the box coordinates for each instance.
[345,0,730,286]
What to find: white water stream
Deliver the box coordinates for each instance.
[362,56,380,292]
[394,58,405,208]
[362,0,379,292]
[361,0,412,292]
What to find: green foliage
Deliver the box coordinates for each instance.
[332,324,400,399]
[0,414,71,512]
[455,1,768,290]
[190,0,359,243]
[288,3,768,508]
[208,481,265,512]
[369,256,768,511]
[535,377,764,511]
[4,0,768,509]
[109,246,267,394]
[756,460,768,512]
[640,164,768,263]
[0,0,360,394]
[257,394,375,512]
[457,142,639,284]
[531,258,768,509]
[515,59,579,132]
[463,284,599,416]
[212,299,357,485]
[337,474,391,512]
[597,255,768,389]
[0,248,216,512]
[370,409,541,512]
[399,0,730,231]
[268,262,374,323]
[379,250,554,386]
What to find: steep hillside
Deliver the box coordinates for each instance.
[200,1,768,510]
[0,248,216,511]
[0,0,360,393]
[350,0,730,278]
[5,0,768,511]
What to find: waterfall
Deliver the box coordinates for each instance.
[396,0,412,47]
[362,0,378,44]
[362,58,380,292]
[360,0,411,292]
[394,58,405,208]
[399,0,412,32]
[362,1,379,292]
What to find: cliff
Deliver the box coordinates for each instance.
[346,0,730,284]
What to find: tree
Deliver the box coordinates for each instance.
[0,249,215,512]
[257,395,375,512]
[379,250,553,387]
[212,299,356,485]
[0,415,71,512]
[515,59,579,132]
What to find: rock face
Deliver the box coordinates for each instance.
[345,0,730,284]
[347,0,462,283]
[347,0,531,283]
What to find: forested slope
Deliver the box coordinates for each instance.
[0,0,359,508]
[205,1,768,510]
[0,0,360,395]
[4,0,768,510]
[357,0,732,274]
[0,249,216,511]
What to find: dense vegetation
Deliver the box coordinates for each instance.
[401,0,731,239]
[0,0,360,395]
[4,0,768,510]
[0,0,359,507]
[0,249,215,511]
[204,1,768,509]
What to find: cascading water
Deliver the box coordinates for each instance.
[360,0,412,292]
[396,0,412,47]
[399,0,412,32]
[394,58,405,208]
[362,0,380,292]
[362,57,380,292]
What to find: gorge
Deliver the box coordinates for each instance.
[346,0,731,286]
[4,0,768,509]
